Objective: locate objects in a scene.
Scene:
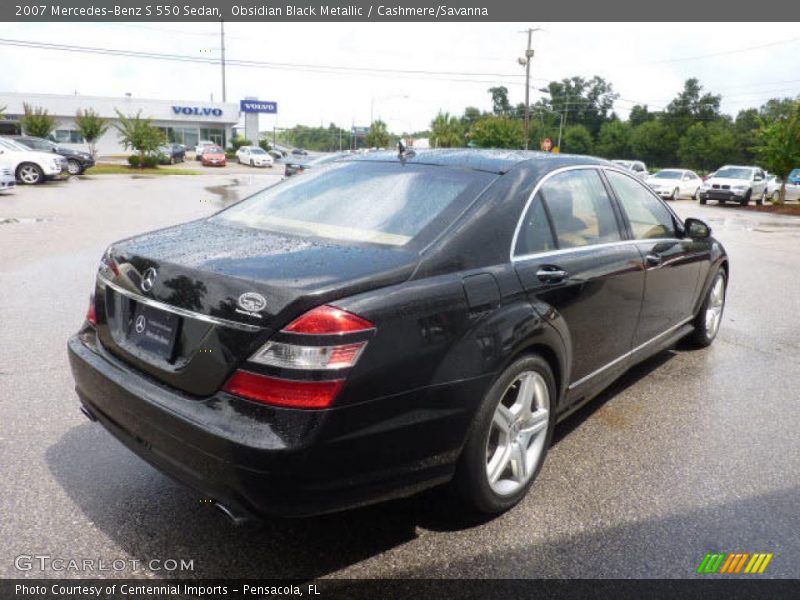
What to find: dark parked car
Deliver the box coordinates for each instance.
[291,148,308,156]
[156,143,186,164]
[10,135,95,175]
[68,150,728,520]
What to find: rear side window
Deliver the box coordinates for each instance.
[538,169,622,249]
[606,170,676,240]
[216,161,493,247]
[515,195,556,255]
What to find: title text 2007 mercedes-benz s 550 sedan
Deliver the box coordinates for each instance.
[68,150,728,519]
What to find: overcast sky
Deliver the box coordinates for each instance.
[1,22,798,133]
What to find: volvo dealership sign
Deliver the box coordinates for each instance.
[240,100,278,114]
[171,105,224,117]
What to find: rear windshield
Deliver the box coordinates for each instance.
[215,161,493,247]
[715,167,753,179]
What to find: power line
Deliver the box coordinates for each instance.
[0,37,528,81]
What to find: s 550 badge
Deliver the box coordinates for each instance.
[236,292,267,318]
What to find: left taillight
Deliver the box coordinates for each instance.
[222,304,374,409]
[86,293,97,326]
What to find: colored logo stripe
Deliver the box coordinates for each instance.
[697,553,773,574]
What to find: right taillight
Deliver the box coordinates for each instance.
[222,304,374,409]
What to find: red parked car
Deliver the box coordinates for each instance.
[201,146,226,167]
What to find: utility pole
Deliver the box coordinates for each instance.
[518,28,540,150]
[220,21,227,102]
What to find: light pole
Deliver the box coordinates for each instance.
[518,28,541,150]
[517,27,542,150]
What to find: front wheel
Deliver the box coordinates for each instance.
[453,355,555,515]
[756,190,766,206]
[16,163,44,184]
[689,270,726,347]
[740,190,751,206]
[66,159,81,175]
[672,187,680,200]
[694,187,701,201]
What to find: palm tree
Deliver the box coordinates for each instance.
[430,112,465,148]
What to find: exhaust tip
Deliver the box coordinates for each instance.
[214,502,251,526]
[79,404,97,422]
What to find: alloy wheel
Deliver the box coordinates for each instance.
[66,160,81,175]
[485,371,550,496]
[18,165,41,184]
[704,275,725,338]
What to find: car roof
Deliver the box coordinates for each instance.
[344,148,611,175]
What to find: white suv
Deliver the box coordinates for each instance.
[699,165,767,206]
[0,137,64,184]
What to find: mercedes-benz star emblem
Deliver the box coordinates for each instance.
[141,267,157,292]
[134,315,147,334]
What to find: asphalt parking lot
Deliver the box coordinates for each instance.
[1,174,798,580]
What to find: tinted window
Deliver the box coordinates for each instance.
[216,162,493,247]
[539,169,622,249]
[515,194,556,255]
[716,167,754,179]
[607,171,676,240]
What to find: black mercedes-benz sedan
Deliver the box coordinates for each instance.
[68,149,728,519]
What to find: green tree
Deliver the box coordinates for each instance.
[734,108,760,163]
[629,104,656,128]
[562,124,593,154]
[468,115,524,149]
[461,106,483,128]
[20,103,58,138]
[595,120,632,159]
[537,76,619,137]
[664,78,721,140]
[678,120,739,172]
[74,109,109,159]
[630,121,679,167]
[365,119,390,148]
[230,134,252,151]
[753,101,800,205]
[489,87,512,116]
[429,111,464,148]
[114,110,165,168]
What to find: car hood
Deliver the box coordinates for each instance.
[705,177,750,187]
[647,178,680,186]
[5,149,60,162]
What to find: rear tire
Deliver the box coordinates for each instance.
[694,187,701,201]
[689,269,726,348]
[453,354,556,515]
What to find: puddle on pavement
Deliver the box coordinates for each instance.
[204,176,274,206]
[0,217,52,225]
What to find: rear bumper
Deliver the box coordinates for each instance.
[67,333,483,517]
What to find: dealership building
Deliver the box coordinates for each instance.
[0,92,245,154]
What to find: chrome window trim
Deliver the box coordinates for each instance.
[510,164,646,263]
[97,274,264,333]
[568,315,694,390]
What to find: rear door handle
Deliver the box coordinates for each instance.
[536,266,569,283]
[645,253,662,267]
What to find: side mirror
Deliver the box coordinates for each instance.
[685,217,711,239]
